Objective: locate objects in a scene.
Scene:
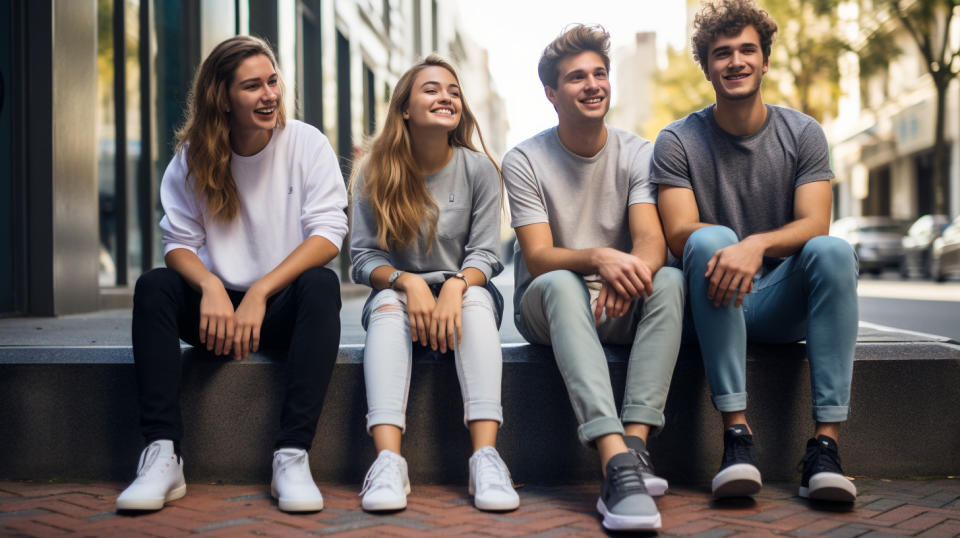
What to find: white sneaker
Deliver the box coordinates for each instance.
[360,449,410,511]
[116,440,186,511]
[469,447,519,511]
[271,448,324,512]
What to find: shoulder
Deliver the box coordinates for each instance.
[769,105,822,134]
[608,126,652,152]
[660,106,712,140]
[503,127,556,168]
[278,119,333,151]
[457,145,497,170]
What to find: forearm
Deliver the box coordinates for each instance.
[631,241,666,275]
[249,235,340,298]
[523,245,603,279]
[165,248,223,293]
[665,221,713,259]
[746,217,828,258]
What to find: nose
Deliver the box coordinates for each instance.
[585,74,600,91]
[264,84,278,102]
[730,51,745,68]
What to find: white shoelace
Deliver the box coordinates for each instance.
[359,454,404,496]
[136,442,163,477]
[275,450,310,480]
[474,449,512,492]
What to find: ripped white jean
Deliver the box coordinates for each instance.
[362,286,504,433]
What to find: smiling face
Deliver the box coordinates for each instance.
[545,50,610,125]
[705,24,768,103]
[402,65,462,135]
[227,54,281,143]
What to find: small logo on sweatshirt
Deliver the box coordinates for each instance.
[288,186,294,195]
[449,193,455,203]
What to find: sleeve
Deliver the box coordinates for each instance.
[628,137,658,206]
[300,131,349,250]
[794,120,835,187]
[501,148,549,228]
[649,129,694,189]
[349,171,394,287]
[158,150,206,256]
[460,157,504,280]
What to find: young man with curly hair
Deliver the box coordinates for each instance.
[503,24,685,530]
[652,0,858,502]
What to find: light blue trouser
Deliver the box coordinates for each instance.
[682,226,858,423]
[516,268,684,445]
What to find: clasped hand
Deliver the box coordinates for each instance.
[199,282,266,361]
[592,248,653,326]
[396,273,464,354]
[704,237,765,308]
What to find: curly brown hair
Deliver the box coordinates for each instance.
[691,0,778,72]
[537,24,610,89]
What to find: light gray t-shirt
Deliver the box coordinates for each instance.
[650,104,834,243]
[350,146,503,316]
[502,126,657,310]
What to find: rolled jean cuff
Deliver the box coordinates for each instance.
[813,405,849,423]
[712,392,747,413]
[366,409,406,434]
[578,416,625,446]
[464,400,504,428]
[621,404,665,430]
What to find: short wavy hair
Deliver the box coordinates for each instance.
[537,24,610,89]
[691,0,778,72]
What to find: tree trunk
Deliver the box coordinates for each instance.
[933,79,948,215]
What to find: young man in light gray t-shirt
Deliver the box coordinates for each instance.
[652,0,858,503]
[502,24,683,532]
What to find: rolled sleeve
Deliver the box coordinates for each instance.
[159,152,206,255]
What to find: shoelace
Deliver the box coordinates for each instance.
[359,455,403,496]
[722,434,754,467]
[632,448,656,475]
[136,443,163,477]
[797,441,843,475]
[608,461,646,495]
[276,450,309,478]
[474,450,511,491]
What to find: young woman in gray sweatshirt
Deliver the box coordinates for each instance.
[349,55,518,513]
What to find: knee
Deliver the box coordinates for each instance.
[462,285,494,309]
[370,289,406,318]
[800,236,858,276]
[652,266,685,300]
[530,270,585,297]
[683,226,738,267]
[134,267,181,305]
[294,267,341,303]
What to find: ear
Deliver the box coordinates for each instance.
[762,56,769,75]
[402,108,410,120]
[544,85,557,106]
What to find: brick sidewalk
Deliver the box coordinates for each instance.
[1,478,959,536]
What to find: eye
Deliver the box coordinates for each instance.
[268,78,278,86]
[425,88,437,94]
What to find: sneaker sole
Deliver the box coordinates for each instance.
[474,494,520,512]
[643,476,669,497]
[362,484,411,512]
[800,472,856,502]
[271,486,324,512]
[596,498,662,530]
[116,483,187,511]
[712,464,762,498]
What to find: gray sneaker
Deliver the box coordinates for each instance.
[596,452,661,530]
[624,435,669,496]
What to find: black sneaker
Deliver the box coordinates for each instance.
[623,435,669,496]
[798,435,856,502]
[712,424,762,498]
[596,452,661,530]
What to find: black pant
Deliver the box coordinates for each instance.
[131,266,341,451]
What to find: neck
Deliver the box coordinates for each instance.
[557,118,607,158]
[410,127,454,174]
[713,93,766,137]
[230,127,272,156]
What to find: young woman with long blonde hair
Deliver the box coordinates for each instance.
[116,35,347,513]
[350,55,519,512]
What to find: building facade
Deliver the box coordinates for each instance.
[0,0,504,316]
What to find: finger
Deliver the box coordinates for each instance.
[251,324,261,353]
[611,277,630,299]
[408,313,419,342]
[595,286,607,326]
[199,315,208,344]
[714,272,736,307]
[605,286,617,314]
[707,269,722,301]
[705,252,719,278]
[233,328,243,360]
[215,318,226,355]
[719,274,740,307]
[454,313,462,348]
[639,267,654,297]
[431,316,441,351]
[616,294,629,317]
[205,316,217,350]
[626,270,646,298]
[223,319,235,356]
[419,313,429,347]
[617,271,639,297]
[734,278,750,308]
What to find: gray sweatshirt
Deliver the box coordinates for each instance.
[350,145,503,304]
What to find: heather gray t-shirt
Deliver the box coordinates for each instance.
[350,146,504,324]
[650,104,834,243]
[502,126,657,311]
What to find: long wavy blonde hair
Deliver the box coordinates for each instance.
[176,35,287,221]
[354,55,501,250]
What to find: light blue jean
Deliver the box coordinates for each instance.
[516,268,684,445]
[682,226,858,423]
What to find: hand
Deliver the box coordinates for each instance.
[199,278,235,356]
[232,286,267,360]
[705,237,765,307]
[592,247,653,300]
[431,279,465,353]
[594,281,633,326]
[394,273,435,345]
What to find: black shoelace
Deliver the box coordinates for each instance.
[722,434,754,468]
[633,448,657,475]
[798,440,844,476]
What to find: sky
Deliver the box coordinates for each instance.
[455,0,689,148]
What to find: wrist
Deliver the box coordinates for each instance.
[200,275,225,294]
[445,274,469,294]
[246,282,269,301]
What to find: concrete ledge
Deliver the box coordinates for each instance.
[2,338,959,486]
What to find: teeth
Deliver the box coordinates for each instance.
[583,98,602,104]
[434,108,453,115]
[256,107,276,114]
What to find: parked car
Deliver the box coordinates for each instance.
[900,214,950,278]
[931,216,960,282]
[830,216,909,274]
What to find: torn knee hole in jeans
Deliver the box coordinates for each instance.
[374,304,404,313]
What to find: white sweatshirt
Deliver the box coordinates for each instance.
[159,120,348,291]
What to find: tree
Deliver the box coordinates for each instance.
[882,0,958,215]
